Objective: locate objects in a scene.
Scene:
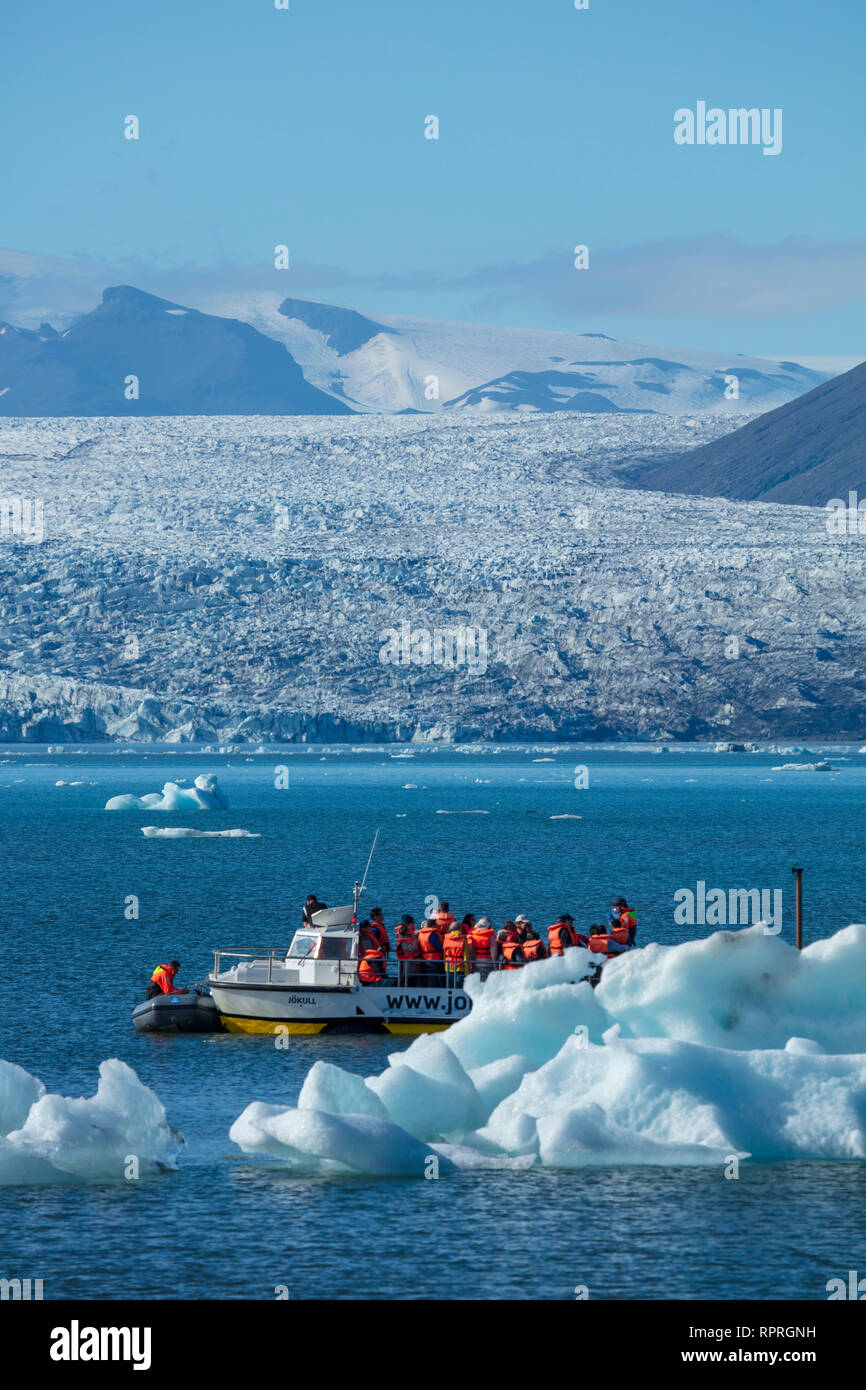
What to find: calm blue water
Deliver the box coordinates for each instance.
[1,744,864,1300]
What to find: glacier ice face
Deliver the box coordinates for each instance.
[105,772,227,810]
[1,412,864,743]
[0,1058,182,1185]
[228,926,866,1174]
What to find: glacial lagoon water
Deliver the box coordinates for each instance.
[1,743,865,1300]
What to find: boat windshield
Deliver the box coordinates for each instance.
[288,933,316,958]
[288,933,354,960]
[317,936,353,960]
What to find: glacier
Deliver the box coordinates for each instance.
[1,411,864,744]
[229,925,866,1173]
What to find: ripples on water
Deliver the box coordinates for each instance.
[1,746,863,1298]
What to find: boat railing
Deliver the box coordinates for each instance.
[211,950,519,988]
[212,948,295,982]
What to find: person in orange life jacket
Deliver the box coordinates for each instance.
[547,913,578,956]
[608,897,637,946]
[443,922,473,982]
[435,900,456,934]
[417,917,445,986]
[395,915,420,958]
[588,924,629,958]
[395,914,421,984]
[146,960,188,1000]
[521,927,548,962]
[359,946,386,985]
[515,914,531,941]
[501,936,526,969]
[368,907,390,954]
[358,918,382,956]
[470,916,498,978]
[497,919,520,948]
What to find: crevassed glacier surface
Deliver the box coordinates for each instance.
[1,413,864,743]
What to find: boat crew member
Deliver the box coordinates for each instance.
[417,918,445,986]
[444,922,473,984]
[303,893,327,926]
[547,914,578,956]
[436,900,456,934]
[359,946,387,985]
[521,926,548,962]
[470,916,498,978]
[369,907,391,954]
[146,960,188,999]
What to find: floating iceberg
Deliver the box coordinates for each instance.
[229,925,866,1175]
[105,772,228,811]
[771,761,837,772]
[141,826,258,838]
[0,1058,182,1185]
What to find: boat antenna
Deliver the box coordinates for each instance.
[359,826,380,899]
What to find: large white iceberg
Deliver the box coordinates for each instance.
[0,1058,182,1185]
[229,925,866,1175]
[105,772,228,811]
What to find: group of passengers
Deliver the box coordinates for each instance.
[321,896,638,986]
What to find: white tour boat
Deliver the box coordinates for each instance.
[207,894,474,1036]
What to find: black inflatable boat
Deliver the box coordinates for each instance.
[132,991,224,1034]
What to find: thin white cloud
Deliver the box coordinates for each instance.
[2,235,864,329]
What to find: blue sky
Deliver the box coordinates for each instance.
[4,0,865,354]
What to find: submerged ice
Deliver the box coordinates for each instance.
[0,1059,182,1185]
[105,772,228,811]
[229,925,866,1174]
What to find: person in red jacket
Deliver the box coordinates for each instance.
[146,961,188,1000]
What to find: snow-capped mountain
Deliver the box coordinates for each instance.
[199,291,828,415]
[0,279,829,419]
[638,359,866,505]
[0,286,351,416]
